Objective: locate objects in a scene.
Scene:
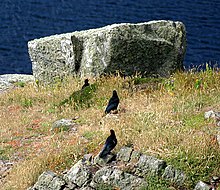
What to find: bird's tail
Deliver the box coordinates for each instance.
[99,149,108,158]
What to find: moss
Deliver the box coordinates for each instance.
[167,148,220,189]
[58,83,97,109]
[140,175,170,190]
[183,113,206,129]
[133,77,163,85]
[14,81,26,87]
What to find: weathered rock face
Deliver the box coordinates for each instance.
[162,165,186,187]
[28,171,66,190]
[28,146,188,190]
[0,74,35,92]
[63,160,92,187]
[91,166,147,190]
[28,20,186,83]
[194,181,211,190]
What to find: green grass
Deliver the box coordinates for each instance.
[140,175,170,190]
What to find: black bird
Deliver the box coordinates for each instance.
[105,90,119,114]
[82,79,90,89]
[99,129,117,158]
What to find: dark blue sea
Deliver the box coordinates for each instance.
[0,0,220,74]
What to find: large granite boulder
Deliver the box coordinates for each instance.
[28,20,186,83]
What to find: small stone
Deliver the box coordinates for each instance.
[194,181,211,190]
[204,110,215,119]
[64,162,92,187]
[135,154,167,176]
[214,112,220,121]
[0,160,14,178]
[162,165,186,187]
[94,153,116,166]
[110,169,147,190]
[32,171,66,190]
[117,146,133,162]
[51,119,77,132]
[91,166,147,190]
[130,150,141,163]
[65,181,77,189]
[0,74,35,91]
[82,154,93,163]
[91,166,113,187]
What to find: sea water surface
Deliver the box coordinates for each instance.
[0,0,220,74]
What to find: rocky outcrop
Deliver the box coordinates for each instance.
[28,171,66,190]
[28,20,186,83]
[0,74,35,92]
[28,146,186,190]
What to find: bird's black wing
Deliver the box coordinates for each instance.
[105,96,119,113]
[99,136,117,158]
[82,83,89,89]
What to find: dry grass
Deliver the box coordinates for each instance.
[0,70,220,189]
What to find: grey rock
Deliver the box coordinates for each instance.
[63,161,92,187]
[94,153,116,166]
[64,181,77,190]
[110,169,147,190]
[135,154,166,176]
[117,146,133,162]
[0,160,14,180]
[32,171,66,190]
[194,181,211,190]
[28,150,188,190]
[91,166,147,190]
[162,165,186,187]
[0,74,35,92]
[216,128,220,147]
[204,110,215,119]
[130,150,141,163]
[28,20,186,83]
[51,119,77,132]
[91,166,113,187]
[82,154,93,163]
[214,112,220,121]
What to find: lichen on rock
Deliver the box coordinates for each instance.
[28,20,186,83]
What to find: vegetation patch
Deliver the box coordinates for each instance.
[0,71,219,190]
